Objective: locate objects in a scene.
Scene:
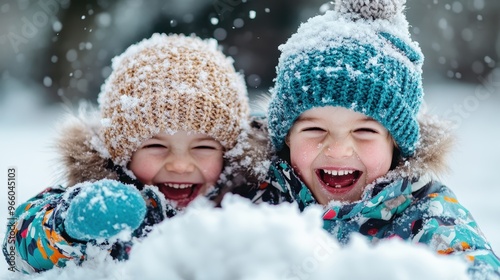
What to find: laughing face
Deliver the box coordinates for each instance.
[286,106,394,204]
[129,131,224,208]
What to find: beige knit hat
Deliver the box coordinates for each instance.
[97,33,250,167]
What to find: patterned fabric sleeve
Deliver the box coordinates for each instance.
[237,158,296,206]
[408,182,500,278]
[2,185,172,273]
[2,186,87,273]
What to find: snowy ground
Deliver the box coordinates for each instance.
[0,79,499,279]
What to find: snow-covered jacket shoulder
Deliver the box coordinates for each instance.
[248,114,500,279]
[3,106,270,273]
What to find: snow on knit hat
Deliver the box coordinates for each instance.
[268,0,424,157]
[98,33,249,167]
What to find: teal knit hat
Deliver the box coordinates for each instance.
[268,0,424,157]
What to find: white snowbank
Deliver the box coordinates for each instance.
[4,195,469,280]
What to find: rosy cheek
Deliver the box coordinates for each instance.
[204,168,221,183]
[360,143,392,181]
[130,160,157,184]
[290,143,315,176]
[198,155,224,183]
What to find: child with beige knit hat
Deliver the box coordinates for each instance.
[3,33,268,273]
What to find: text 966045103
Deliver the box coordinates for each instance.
[6,167,17,272]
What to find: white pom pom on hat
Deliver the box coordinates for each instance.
[335,0,406,20]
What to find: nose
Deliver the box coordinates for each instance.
[323,136,353,159]
[164,153,195,174]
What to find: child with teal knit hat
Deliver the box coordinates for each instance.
[245,0,500,278]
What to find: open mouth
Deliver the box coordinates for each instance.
[157,183,202,207]
[316,169,362,189]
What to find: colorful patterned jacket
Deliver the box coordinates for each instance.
[241,116,500,279]
[2,184,170,273]
[2,110,269,273]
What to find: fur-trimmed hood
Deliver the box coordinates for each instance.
[54,106,271,190]
[391,113,454,179]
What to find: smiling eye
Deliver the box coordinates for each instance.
[143,144,166,149]
[193,145,220,151]
[355,128,378,133]
[194,145,219,150]
[302,127,325,132]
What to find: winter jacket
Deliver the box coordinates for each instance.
[2,109,270,273]
[243,115,500,279]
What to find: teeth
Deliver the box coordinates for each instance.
[165,183,192,189]
[326,182,343,188]
[323,170,354,176]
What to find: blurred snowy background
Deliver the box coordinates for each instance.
[1,0,499,279]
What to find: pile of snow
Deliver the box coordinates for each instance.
[5,195,469,280]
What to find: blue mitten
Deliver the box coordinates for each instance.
[64,179,147,241]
